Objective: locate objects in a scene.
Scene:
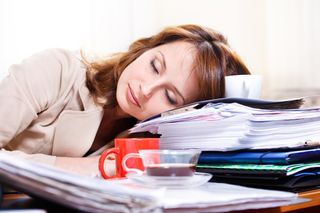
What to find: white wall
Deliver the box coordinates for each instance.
[1,0,319,100]
[0,0,136,78]
[265,0,320,98]
[153,0,267,75]
[0,0,267,79]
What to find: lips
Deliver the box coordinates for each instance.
[128,85,141,108]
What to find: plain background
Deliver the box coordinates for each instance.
[1,0,319,100]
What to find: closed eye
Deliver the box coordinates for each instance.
[150,58,159,74]
[165,89,178,105]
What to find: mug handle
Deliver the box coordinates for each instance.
[122,153,144,175]
[99,147,119,179]
[242,81,250,98]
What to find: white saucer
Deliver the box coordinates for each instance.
[126,172,212,189]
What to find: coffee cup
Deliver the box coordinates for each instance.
[225,74,262,99]
[99,138,159,179]
[122,149,201,177]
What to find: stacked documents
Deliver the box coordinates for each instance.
[0,152,300,212]
[130,98,320,151]
[130,97,320,192]
[0,153,161,213]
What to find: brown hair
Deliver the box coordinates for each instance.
[86,24,250,108]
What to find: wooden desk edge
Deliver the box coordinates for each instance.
[281,189,320,212]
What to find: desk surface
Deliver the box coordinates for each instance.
[2,188,320,213]
[235,189,320,213]
[281,189,320,212]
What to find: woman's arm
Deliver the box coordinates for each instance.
[0,49,78,147]
[55,155,115,177]
[0,49,114,177]
[0,49,93,168]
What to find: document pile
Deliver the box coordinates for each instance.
[130,97,319,151]
[130,97,320,191]
[0,152,301,212]
[0,153,160,213]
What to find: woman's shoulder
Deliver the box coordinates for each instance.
[17,48,86,77]
[8,48,87,101]
[29,48,83,64]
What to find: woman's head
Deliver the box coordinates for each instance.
[116,41,199,120]
[86,24,250,120]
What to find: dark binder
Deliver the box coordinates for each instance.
[209,171,320,192]
[197,161,320,192]
[198,148,320,165]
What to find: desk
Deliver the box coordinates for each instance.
[2,193,77,213]
[281,189,320,212]
[2,189,320,213]
[234,189,320,213]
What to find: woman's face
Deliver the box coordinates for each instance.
[116,41,200,120]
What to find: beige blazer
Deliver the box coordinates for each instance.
[0,49,104,165]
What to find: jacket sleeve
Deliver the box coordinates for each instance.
[0,49,79,164]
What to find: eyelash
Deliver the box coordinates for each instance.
[150,59,159,74]
[165,90,177,105]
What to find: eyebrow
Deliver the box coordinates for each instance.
[158,51,167,70]
[158,51,186,105]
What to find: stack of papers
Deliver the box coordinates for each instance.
[241,106,320,149]
[0,153,161,213]
[130,100,320,151]
[130,97,320,192]
[0,152,301,212]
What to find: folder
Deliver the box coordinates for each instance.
[198,148,320,165]
[196,161,320,176]
[210,172,320,192]
[197,162,320,191]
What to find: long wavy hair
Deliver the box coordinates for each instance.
[85,24,250,111]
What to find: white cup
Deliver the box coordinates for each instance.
[225,75,262,99]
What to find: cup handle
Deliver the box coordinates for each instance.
[242,81,250,98]
[122,153,144,175]
[99,147,119,179]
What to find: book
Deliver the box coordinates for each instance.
[0,152,300,212]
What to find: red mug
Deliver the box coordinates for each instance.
[99,138,159,179]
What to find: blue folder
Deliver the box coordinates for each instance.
[198,148,320,165]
